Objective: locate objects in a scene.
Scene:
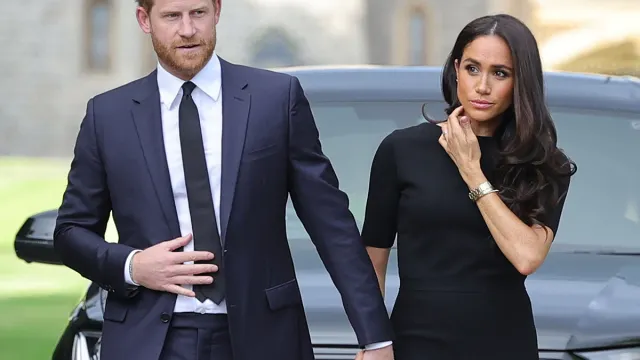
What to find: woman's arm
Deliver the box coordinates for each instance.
[366,247,391,296]
[462,171,558,275]
[438,110,570,275]
[361,132,401,295]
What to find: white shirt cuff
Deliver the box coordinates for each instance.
[123,250,142,286]
[364,341,393,350]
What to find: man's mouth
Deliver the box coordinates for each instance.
[177,44,200,49]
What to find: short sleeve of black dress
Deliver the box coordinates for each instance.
[541,157,574,237]
[361,132,399,248]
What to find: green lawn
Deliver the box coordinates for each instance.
[0,157,99,360]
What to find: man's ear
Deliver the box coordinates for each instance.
[136,7,151,34]
[214,0,222,20]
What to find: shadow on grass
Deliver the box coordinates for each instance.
[0,292,81,360]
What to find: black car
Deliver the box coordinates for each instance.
[14,66,640,360]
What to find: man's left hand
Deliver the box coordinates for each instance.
[354,345,394,360]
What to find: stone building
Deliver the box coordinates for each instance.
[0,0,637,157]
[531,0,640,76]
[0,0,363,157]
[364,0,640,72]
[0,0,153,156]
[365,0,533,66]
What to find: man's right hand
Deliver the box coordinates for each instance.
[131,234,217,297]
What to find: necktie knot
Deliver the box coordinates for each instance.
[182,81,196,96]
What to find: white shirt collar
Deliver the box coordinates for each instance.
[156,52,222,109]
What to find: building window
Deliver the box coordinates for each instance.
[86,0,111,71]
[408,10,426,65]
[250,28,300,68]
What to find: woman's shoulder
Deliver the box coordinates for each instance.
[372,123,443,168]
[372,122,445,171]
[382,121,443,148]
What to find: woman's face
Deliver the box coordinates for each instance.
[455,35,514,128]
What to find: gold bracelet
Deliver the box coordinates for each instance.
[468,181,498,202]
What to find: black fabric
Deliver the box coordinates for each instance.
[159,313,232,360]
[179,81,225,304]
[361,122,569,359]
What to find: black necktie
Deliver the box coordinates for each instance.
[179,81,225,304]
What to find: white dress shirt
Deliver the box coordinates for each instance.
[123,53,392,350]
[124,53,226,314]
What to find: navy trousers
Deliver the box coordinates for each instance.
[159,313,233,360]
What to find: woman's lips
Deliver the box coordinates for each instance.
[469,100,494,110]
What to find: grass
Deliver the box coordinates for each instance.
[0,156,104,360]
[0,294,83,360]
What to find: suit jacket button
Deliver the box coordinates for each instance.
[160,313,171,323]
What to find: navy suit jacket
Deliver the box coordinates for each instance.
[53,57,393,360]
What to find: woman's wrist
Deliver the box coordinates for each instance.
[461,163,487,189]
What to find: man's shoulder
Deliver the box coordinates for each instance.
[90,71,155,107]
[224,60,294,89]
[229,62,292,81]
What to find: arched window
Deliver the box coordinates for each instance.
[250,28,300,68]
[408,9,426,65]
[85,0,111,71]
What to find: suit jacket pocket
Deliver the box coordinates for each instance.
[264,279,303,311]
[103,297,129,322]
[242,143,280,162]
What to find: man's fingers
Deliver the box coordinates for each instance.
[164,284,196,297]
[169,275,214,285]
[172,250,215,263]
[171,263,218,276]
[165,233,193,251]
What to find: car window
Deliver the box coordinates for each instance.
[550,107,640,252]
[285,101,424,241]
[286,101,640,253]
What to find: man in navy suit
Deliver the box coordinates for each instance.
[53,0,394,359]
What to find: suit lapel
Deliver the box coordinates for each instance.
[130,71,181,240]
[219,58,251,243]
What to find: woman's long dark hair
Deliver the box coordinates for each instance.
[425,14,577,228]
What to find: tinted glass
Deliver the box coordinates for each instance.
[551,108,640,252]
[285,102,425,241]
[286,102,640,252]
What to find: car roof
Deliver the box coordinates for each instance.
[274,65,640,114]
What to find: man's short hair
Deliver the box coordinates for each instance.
[136,0,153,12]
[136,0,215,13]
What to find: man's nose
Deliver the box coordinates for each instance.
[178,17,197,37]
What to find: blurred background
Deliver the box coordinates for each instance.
[2,0,639,157]
[0,0,638,359]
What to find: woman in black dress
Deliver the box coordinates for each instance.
[360,14,577,360]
